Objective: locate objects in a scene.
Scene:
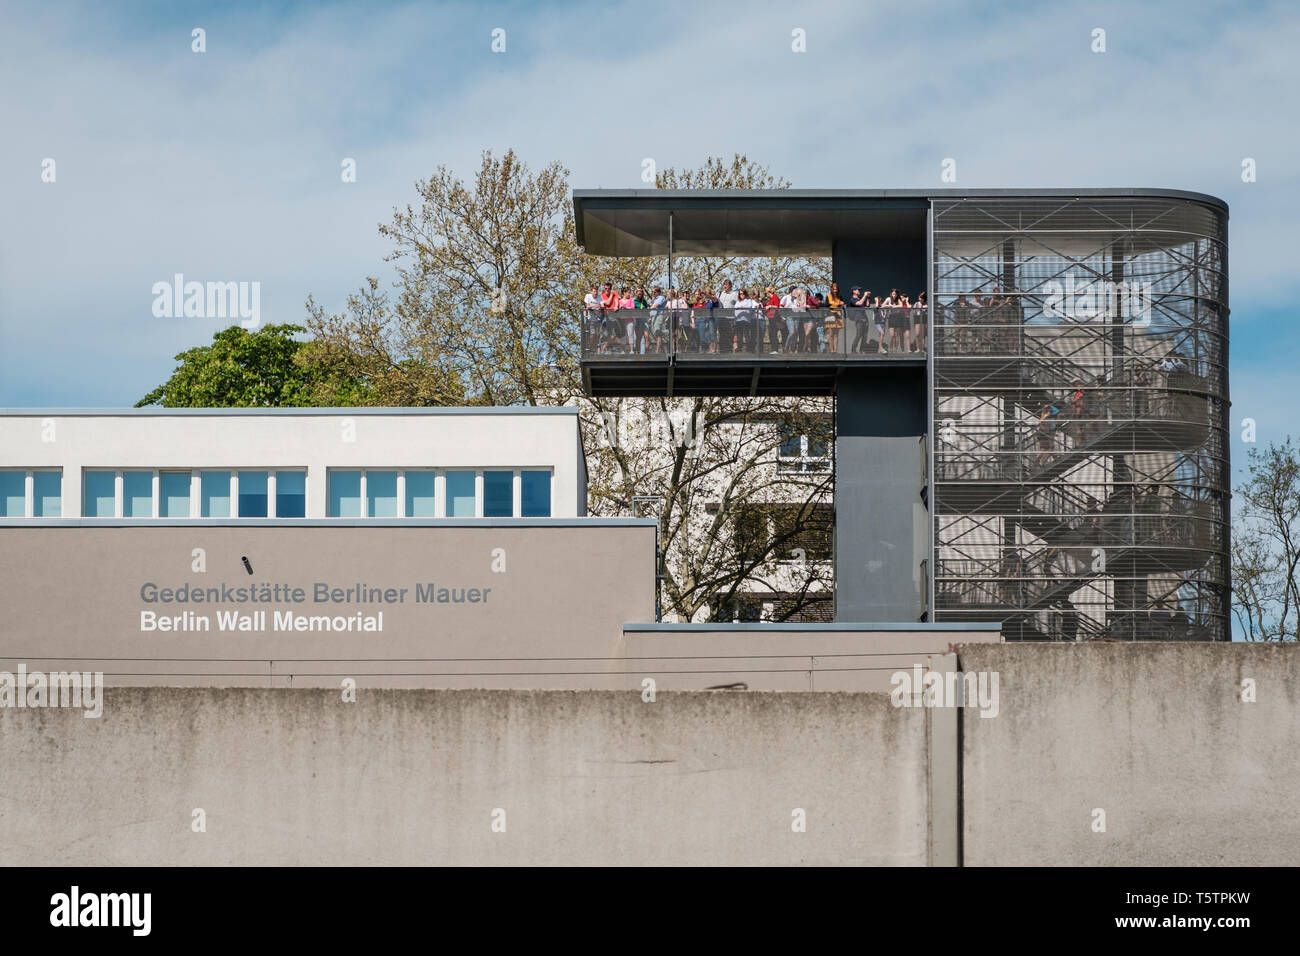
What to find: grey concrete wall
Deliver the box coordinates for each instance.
[959,642,1300,866]
[0,688,931,866]
[623,624,1000,692]
[2,643,1292,866]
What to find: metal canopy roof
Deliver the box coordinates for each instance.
[572,188,1228,257]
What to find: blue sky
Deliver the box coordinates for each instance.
[1,0,1297,466]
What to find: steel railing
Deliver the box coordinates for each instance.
[581,308,929,359]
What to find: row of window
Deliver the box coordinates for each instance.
[81,469,307,518]
[327,469,551,518]
[0,468,552,519]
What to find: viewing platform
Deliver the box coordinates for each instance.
[582,307,926,396]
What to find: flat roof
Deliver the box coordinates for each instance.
[0,518,655,528]
[573,187,1229,256]
[0,406,581,417]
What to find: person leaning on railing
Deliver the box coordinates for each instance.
[717,280,739,352]
[648,286,668,353]
[692,289,717,354]
[789,286,810,352]
[849,286,871,353]
[633,286,650,354]
[666,289,688,353]
[912,290,928,353]
[617,287,636,353]
[764,286,782,353]
[598,282,619,353]
[823,282,845,354]
[583,285,601,352]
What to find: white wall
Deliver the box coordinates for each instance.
[0,409,586,518]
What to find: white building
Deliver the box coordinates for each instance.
[0,408,588,520]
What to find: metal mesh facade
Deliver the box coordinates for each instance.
[931,197,1229,641]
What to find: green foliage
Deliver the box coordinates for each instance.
[135,324,367,408]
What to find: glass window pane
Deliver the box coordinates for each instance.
[201,471,231,518]
[484,470,513,518]
[446,471,476,518]
[238,470,268,517]
[83,471,116,517]
[329,471,361,518]
[123,471,153,518]
[366,470,398,518]
[0,471,25,517]
[520,470,551,517]
[33,471,61,517]
[275,470,306,518]
[160,472,190,518]
[405,471,436,517]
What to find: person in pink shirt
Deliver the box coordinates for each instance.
[619,287,636,352]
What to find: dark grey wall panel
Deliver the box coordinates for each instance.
[835,369,928,622]
[833,238,927,301]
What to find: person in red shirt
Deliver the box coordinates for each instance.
[764,286,782,352]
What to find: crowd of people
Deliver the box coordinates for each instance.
[581,280,930,356]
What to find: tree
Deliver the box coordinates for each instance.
[303,150,835,622]
[135,324,368,408]
[1231,438,1300,641]
[307,149,589,406]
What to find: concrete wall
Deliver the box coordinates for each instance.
[958,642,1300,866]
[623,623,1000,691]
[0,688,933,866]
[0,408,587,518]
[1,642,1293,865]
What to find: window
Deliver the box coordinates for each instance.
[201,471,231,518]
[732,503,833,564]
[0,471,26,517]
[238,470,268,517]
[123,471,153,518]
[404,471,436,517]
[329,471,362,518]
[1,470,64,518]
[367,471,399,518]
[79,468,305,518]
[326,467,553,517]
[776,420,831,473]
[446,471,476,518]
[84,471,116,517]
[159,472,191,518]
[774,504,833,562]
[520,470,551,517]
[275,470,306,518]
[32,471,61,517]
[483,471,513,518]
